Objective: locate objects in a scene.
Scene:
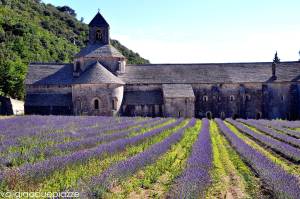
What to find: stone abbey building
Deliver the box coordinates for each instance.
[25,12,300,119]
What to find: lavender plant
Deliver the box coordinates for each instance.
[227,119,300,162]
[239,119,300,148]
[5,118,166,166]
[167,118,212,199]
[216,119,300,199]
[10,119,184,183]
[257,119,300,139]
[89,118,195,197]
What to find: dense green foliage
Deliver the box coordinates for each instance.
[0,0,149,99]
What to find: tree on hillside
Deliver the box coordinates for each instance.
[0,0,149,99]
[273,51,280,63]
[57,6,76,17]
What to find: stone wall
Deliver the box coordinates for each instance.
[164,97,194,118]
[262,83,300,120]
[193,83,264,119]
[72,83,123,116]
[192,82,300,120]
[120,84,163,117]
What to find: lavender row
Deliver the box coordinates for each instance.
[168,118,212,199]
[239,119,300,148]
[273,120,300,129]
[0,116,116,149]
[2,118,167,166]
[89,118,196,196]
[258,120,300,139]
[226,119,300,162]
[0,116,136,142]
[42,118,165,157]
[5,119,184,183]
[216,119,300,199]
[0,117,155,155]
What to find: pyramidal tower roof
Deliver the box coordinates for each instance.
[74,61,124,85]
[89,12,109,28]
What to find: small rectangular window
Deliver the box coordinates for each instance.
[112,98,118,110]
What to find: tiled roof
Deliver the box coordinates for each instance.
[25,63,73,85]
[75,44,124,58]
[118,62,300,84]
[73,61,125,85]
[26,62,300,86]
[123,91,163,105]
[162,84,195,98]
[25,93,72,106]
[89,12,109,27]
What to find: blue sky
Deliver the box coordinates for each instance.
[42,0,300,63]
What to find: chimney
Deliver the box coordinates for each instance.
[272,62,277,80]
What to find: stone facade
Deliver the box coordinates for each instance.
[25,12,300,119]
[72,84,123,116]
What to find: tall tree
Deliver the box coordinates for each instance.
[273,51,280,63]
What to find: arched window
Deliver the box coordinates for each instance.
[206,111,212,120]
[178,111,181,118]
[96,30,102,40]
[220,112,226,120]
[112,98,118,110]
[281,95,285,101]
[229,95,235,101]
[94,99,99,110]
[203,96,209,102]
[256,112,262,120]
[232,113,238,120]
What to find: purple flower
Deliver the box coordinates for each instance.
[227,119,300,162]
[239,119,300,148]
[168,118,212,199]
[216,119,300,199]
[15,119,184,182]
[89,119,196,196]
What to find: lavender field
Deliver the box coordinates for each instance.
[0,116,300,198]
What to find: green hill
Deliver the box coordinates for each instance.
[0,0,150,99]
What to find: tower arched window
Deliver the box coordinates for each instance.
[96,30,102,40]
[230,95,235,101]
[94,99,99,110]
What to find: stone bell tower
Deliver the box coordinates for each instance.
[89,11,110,45]
[73,11,126,77]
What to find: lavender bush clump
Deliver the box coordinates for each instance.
[216,119,300,199]
[0,117,154,157]
[89,118,195,196]
[257,120,300,139]
[239,119,300,148]
[227,119,300,162]
[274,120,300,129]
[168,118,212,199]
[12,118,166,164]
[15,119,184,182]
